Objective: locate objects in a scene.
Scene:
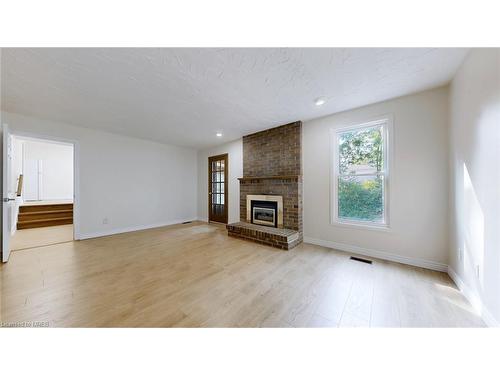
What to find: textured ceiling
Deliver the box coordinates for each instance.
[1,48,468,149]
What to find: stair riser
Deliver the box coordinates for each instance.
[18,212,73,221]
[19,204,73,213]
[17,218,73,230]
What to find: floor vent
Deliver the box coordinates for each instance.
[182,221,192,224]
[350,256,372,264]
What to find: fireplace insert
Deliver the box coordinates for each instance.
[251,200,278,227]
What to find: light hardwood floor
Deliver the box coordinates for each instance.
[0,221,484,327]
[10,224,74,251]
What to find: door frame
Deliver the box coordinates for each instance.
[7,129,81,241]
[2,124,13,262]
[208,153,228,224]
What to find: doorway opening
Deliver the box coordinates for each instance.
[208,153,228,224]
[9,135,75,251]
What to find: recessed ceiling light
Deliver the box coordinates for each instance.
[314,97,326,106]
[216,133,223,137]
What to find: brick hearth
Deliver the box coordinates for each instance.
[226,222,300,250]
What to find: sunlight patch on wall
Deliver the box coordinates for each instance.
[462,163,485,289]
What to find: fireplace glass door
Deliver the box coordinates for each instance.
[251,200,278,227]
[208,153,228,223]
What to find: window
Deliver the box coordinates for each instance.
[332,118,390,228]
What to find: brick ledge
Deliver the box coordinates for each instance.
[226,221,301,250]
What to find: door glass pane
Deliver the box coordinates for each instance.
[338,175,384,223]
[209,156,227,221]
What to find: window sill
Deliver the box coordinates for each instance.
[330,220,392,232]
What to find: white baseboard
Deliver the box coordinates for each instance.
[447,267,499,327]
[303,236,448,272]
[77,218,198,240]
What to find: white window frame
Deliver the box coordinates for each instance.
[330,116,393,230]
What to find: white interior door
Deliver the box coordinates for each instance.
[2,124,14,262]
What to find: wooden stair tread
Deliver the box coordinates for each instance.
[20,204,73,213]
[17,218,73,229]
[18,217,73,224]
[17,203,73,229]
[18,217,72,223]
[21,203,72,207]
[21,202,73,206]
[19,209,73,216]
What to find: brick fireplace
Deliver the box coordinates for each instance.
[226,121,303,249]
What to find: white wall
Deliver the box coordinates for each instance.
[449,49,500,326]
[197,139,243,223]
[302,87,450,269]
[10,136,23,194]
[16,138,74,201]
[2,111,198,239]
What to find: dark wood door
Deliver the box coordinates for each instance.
[208,153,228,224]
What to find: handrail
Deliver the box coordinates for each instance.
[16,174,23,196]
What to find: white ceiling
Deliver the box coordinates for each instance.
[1,48,468,149]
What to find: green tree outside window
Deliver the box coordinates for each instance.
[337,124,385,223]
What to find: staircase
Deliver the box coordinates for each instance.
[17,203,73,230]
